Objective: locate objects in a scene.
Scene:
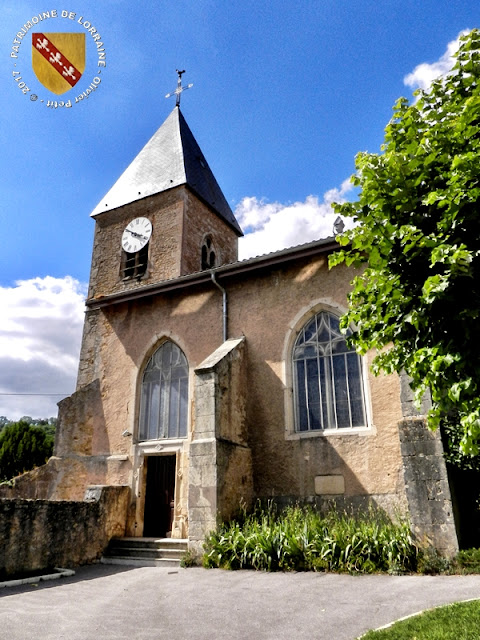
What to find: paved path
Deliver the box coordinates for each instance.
[1,565,480,639]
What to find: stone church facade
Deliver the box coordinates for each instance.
[5,106,459,556]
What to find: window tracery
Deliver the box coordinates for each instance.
[139,341,188,440]
[293,311,367,431]
[201,235,216,270]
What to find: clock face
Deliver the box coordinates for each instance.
[121,217,152,254]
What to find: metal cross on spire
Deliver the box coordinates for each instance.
[165,69,193,107]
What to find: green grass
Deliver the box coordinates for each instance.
[360,600,480,639]
[203,503,418,573]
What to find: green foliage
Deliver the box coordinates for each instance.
[203,503,417,573]
[0,416,56,443]
[180,550,198,568]
[414,546,480,576]
[416,546,452,575]
[330,30,480,456]
[360,600,480,639]
[453,547,480,573]
[0,420,54,481]
[442,419,480,471]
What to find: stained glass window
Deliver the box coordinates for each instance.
[139,341,189,440]
[293,311,367,431]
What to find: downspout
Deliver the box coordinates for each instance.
[211,271,227,342]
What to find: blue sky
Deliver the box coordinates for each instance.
[1,0,480,419]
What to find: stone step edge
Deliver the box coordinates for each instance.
[104,553,185,560]
[100,557,181,567]
[108,539,188,549]
[112,538,188,544]
[105,548,186,557]
[108,540,188,551]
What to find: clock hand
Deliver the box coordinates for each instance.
[126,229,148,241]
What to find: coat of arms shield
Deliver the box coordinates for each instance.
[32,33,86,95]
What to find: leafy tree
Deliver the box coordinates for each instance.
[17,416,57,427]
[19,416,57,447]
[330,30,480,455]
[0,417,11,436]
[0,421,53,481]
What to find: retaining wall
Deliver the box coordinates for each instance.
[0,485,129,579]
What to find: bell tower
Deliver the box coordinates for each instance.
[86,83,242,302]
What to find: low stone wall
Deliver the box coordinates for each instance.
[0,485,129,579]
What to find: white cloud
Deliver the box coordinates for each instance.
[0,276,86,421]
[404,30,470,91]
[237,179,354,260]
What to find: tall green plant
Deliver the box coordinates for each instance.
[204,504,417,573]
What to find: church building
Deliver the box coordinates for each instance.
[5,95,460,557]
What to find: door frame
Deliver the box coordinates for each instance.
[131,440,185,538]
[143,453,176,537]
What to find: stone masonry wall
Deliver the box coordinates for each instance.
[88,186,239,302]
[181,189,238,274]
[399,417,458,556]
[188,337,253,554]
[89,189,185,299]
[0,485,129,578]
[76,309,102,389]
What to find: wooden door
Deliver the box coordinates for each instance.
[143,455,176,537]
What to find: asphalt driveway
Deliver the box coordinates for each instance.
[1,565,480,639]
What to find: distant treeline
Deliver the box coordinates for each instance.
[0,417,57,482]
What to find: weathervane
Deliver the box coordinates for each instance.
[333,216,345,236]
[165,69,193,106]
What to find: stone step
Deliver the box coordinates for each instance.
[101,538,188,568]
[105,546,184,559]
[101,556,182,568]
[110,537,188,551]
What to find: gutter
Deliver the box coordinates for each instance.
[210,271,228,342]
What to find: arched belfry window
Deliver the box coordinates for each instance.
[201,235,216,270]
[293,311,367,431]
[139,341,189,440]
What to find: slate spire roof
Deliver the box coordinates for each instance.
[91,106,243,236]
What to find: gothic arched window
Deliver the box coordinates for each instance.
[201,235,216,270]
[293,311,367,431]
[139,341,189,440]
